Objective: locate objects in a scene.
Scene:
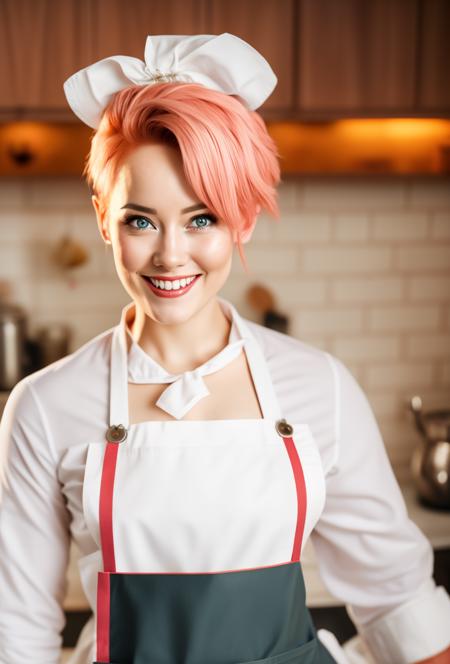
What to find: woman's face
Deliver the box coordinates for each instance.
[94,141,237,327]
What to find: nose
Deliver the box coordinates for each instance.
[152,224,189,270]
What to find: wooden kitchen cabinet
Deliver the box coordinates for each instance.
[295,0,450,117]
[1,0,449,119]
[296,0,419,115]
[0,0,293,116]
[89,0,208,62]
[417,0,450,112]
[89,0,295,113]
[0,0,92,111]
[0,0,207,114]
[207,0,295,113]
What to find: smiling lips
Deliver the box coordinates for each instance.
[142,274,201,298]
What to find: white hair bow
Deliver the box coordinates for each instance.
[64,33,277,128]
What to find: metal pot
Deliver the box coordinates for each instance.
[0,301,28,390]
[35,323,71,367]
[410,395,450,510]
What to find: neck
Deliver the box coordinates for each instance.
[127,298,232,374]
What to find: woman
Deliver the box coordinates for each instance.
[0,34,449,664]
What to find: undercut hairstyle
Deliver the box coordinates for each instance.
[85,82,281,266]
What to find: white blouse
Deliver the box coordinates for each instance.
[0,297,449,664]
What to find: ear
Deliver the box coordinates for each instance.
[92,195,111,245]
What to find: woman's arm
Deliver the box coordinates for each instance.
[0,379,71,663]
[310,355,450,664]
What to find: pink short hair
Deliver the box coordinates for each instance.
[85,82,280,265]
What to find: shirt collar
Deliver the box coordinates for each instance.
[119,297,247,384]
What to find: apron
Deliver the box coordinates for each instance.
[85,306,337,664]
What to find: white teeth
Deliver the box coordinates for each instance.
[148,275,196,291]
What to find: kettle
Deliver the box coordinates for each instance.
[409,395,450,510]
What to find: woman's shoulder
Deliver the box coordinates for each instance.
[22,324,114,393]
[243,318,346,476]
[244,317,361,417]
[244,317,336,382]
[1,325,116,454]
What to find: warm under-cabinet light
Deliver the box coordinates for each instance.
[0,119,449,176]
[267,118,450,175]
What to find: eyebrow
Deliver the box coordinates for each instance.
[121,202,208,214]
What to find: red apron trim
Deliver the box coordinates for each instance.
[99,442,119,573]
[98,431,307,570]
[96,571,111,663]
[281,435,307,562]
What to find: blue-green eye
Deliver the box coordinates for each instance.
[125,215,153,230]
[190,214,217,230]
[123,213,217,231]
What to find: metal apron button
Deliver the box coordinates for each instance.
[106,424,128,443]
[275,418,293,437]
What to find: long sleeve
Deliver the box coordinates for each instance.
[310,355,450,663]
[0,378,71,663]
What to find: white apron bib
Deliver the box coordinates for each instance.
[82,308,327,574]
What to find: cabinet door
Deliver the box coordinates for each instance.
[91,0,208,61]
[208,0,294,113]
[0,1,18,108]
[417,0,450,111]
[0,0,207,112]
[0,0,92,110]
[296,0,418,114]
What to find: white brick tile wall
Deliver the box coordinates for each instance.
[365,392,403,418]
[275,213,331,242]
[331,277,404,303]
[440,362,450,386]
[406,334,450,359]
[371,213,428,241]
[246,214,275,243]
[379,419,422,452]
[0,179,27,207]
[302,246,392,273]
[430,212,450,239]
[276,279,328,306]
[33,277,130,312]
[408,180,450,208]
[408,275,450,301]
[292,308,363,335]
[366,362,434,389]
[396,245,450,271]
[245,246,299,275]
[332,335,399,362]
[1,175,449,481]
[300,179,406,210]
[26,177,90,208]
[277,179,302,212]
[368,305,441,331]
[333,214,369,242]
[0,242,38,278]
